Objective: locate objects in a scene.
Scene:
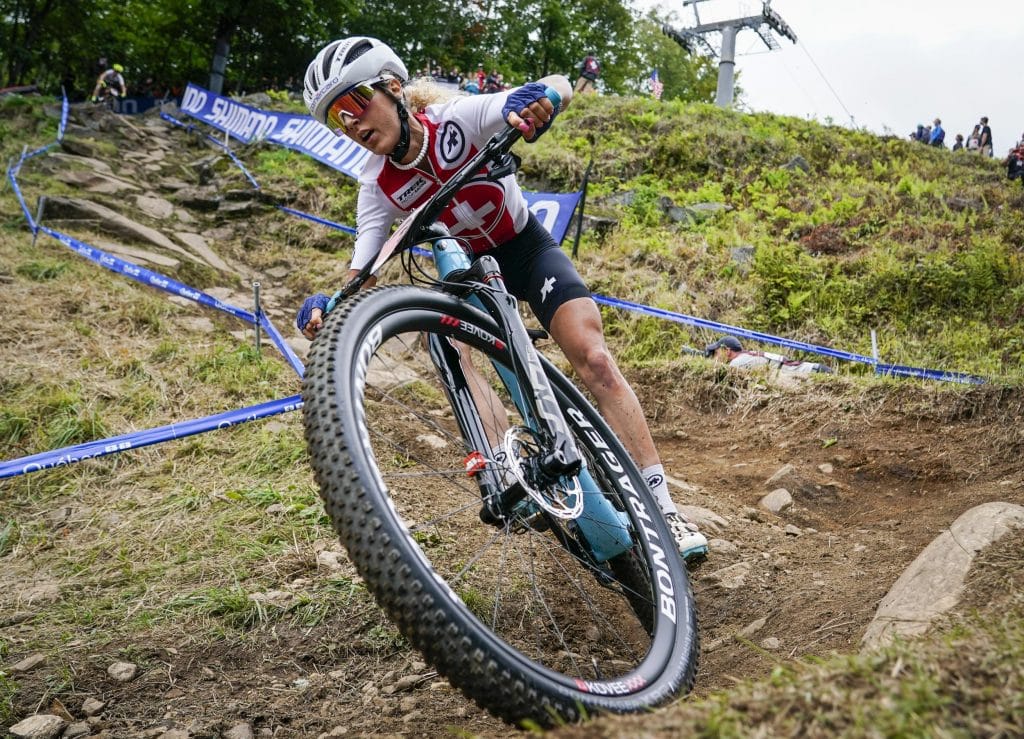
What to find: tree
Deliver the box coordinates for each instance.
[1,0,73,86]
[628,12,719,103]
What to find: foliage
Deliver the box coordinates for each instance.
[541,95,1023,377]
[1,0,718,104]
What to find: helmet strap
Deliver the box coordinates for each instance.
[384,89,411,163]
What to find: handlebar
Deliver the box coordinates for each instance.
[329,87,562,305]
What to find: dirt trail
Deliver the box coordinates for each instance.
[4,103,1023,737]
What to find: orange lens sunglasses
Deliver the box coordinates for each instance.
[325,82,381,133]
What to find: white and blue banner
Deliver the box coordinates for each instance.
[179,83,582,244]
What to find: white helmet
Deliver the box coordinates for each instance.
[304,37,409,125]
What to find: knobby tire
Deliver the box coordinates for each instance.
[303,285,699,726]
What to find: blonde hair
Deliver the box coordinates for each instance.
[402,76,466,113]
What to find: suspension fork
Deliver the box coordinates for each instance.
[431,238,631,560]
[433,238,581,478]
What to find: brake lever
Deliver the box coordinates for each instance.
[486,151,521,181]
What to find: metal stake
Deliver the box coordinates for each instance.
[253,281,262,352]
[32,196,46,246]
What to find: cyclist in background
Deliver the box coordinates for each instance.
[91,63,127,102]
[295,37,709,563]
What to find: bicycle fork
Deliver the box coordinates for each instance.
[430,237,631,562]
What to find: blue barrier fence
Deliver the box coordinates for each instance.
[0,90,986,481]
[3,96,304,480]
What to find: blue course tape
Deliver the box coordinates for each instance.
[276,205,358,235]
[7,155,38,228]
[876,363,985,385]
[592,294,987,384]
[39,226,257,323]
[0,395,303,480]
[57,94,69,141]
[259,311,305,378]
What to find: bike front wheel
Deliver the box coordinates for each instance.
[303,285,698,726]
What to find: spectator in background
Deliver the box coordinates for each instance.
[929,117,945,147]
[979,116,993,157]
[476,63,485,92]
[966,124,981,151]
[951,133,964,151]
[574,53,600,94]
[702,336,833,374]
[1005,139,1024,185]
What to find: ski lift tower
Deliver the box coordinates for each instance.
[663,0,797,108]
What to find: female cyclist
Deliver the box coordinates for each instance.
[295,37,708,563]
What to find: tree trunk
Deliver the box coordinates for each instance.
[209,34,230,94]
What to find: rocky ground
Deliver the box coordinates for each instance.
[2,101,1023,738]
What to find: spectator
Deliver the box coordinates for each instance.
[966,124,981,151]
[951,133,964,151]
[476,63,485,92]
[928,118,945,147]
[574,53,600,94]
[979,116,993,157]
[1005,140,1024,185]
[702,336,833,374]
[483,69,501,94]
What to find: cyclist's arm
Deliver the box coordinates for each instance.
[352,179,402,272]
[536,75,572,109]
[448,75,572,143]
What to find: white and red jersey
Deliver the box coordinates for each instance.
[351,92,531,271]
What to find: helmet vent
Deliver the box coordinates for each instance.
[343,40,374,66]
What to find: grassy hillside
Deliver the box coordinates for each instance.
[518,95,1024,378]
[1,91,1022,735]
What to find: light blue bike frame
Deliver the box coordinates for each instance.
[431,237,632,562]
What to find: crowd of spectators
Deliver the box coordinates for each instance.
[909,114,1024,185]
[910,115,994,155]
[417,63,509,95]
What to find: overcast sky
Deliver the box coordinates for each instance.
[648,0,1023,152]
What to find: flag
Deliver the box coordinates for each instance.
[650,68,664,101]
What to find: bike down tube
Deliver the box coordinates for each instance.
[432,237,631,561]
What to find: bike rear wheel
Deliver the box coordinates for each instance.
[303,285,698,726]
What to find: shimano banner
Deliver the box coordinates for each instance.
[179,83,582,244]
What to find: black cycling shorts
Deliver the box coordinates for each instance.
[487,213,592,330]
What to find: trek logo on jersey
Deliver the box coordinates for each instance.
[438,121,467,166]
[389,173,432,208]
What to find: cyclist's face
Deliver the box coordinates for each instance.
[334,79,402,155]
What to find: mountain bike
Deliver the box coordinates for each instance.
[91,86,121,112]
[302,93,699,726]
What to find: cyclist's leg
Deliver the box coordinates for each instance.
[547,300,708,562]
[492,222,708,561]
[547,297,657,467]
[458,342,509,447]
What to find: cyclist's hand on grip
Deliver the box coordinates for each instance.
[502,82,560,142]
[297,293,329,340]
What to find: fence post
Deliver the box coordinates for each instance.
[253,281,262,352]
[571,157,593,260]
[31,196,46,246]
